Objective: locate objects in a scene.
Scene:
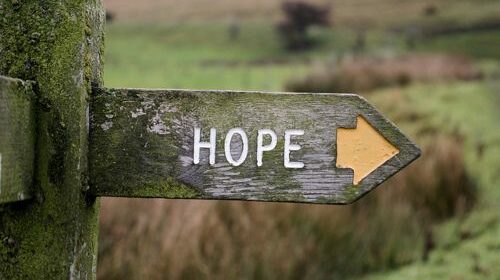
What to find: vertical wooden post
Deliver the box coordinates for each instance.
[0,0,104,278]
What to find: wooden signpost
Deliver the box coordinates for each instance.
[0,0,420,278]
[90,88,420,204]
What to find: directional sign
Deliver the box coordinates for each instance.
[90,88,420,204]
[0,75,35,204]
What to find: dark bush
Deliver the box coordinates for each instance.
[277,1,331,50]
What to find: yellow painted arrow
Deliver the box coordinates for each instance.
[336,116,399,185]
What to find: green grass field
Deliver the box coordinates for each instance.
[105,22,500,90]
[102,19,500,279]
[104,23,358,90]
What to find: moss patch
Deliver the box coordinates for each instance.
[129,178,203,199]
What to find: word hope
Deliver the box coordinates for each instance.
[193,127,305,168]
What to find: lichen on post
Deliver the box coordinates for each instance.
[0,0,104,278]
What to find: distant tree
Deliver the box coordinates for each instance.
[277,1,331,50]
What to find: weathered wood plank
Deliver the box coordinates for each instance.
[0,75,35,204]
[90,88,420,204]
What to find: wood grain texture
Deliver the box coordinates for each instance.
[0,75,35,204]
[90,88,420,204]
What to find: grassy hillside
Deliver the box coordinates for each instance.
[104,22,500,90]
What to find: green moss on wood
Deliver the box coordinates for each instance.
[129,178,203,199]
[0,0,104,279]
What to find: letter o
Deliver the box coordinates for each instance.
[224,128,248,166]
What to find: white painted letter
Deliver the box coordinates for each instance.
[224,128,248,166]
[284,129,304,169]
[193,127,216,165]
[257,129,277,167]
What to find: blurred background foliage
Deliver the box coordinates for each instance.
[99,0,500,279]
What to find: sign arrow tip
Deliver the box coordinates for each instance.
[336,116,400,185]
